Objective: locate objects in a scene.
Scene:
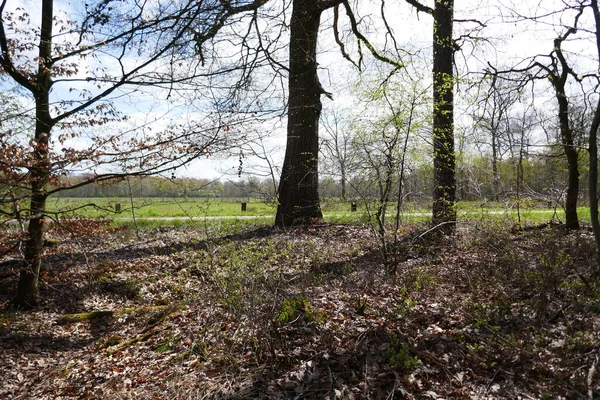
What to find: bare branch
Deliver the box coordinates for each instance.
[341,0,404,70]
[404,0,433,15]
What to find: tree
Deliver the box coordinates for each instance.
[470,75,521,200]
[589,0,600,264]
[486,2,594,230]
[320,109,357,200]
[431,0,457,231]
[274,0,404,227]
[543,23,582,230]
[405,0,456,233]
[274,0,342,227]
[0,0,266,309]
[350,70,429,271]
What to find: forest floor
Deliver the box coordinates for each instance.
[1,219,599,399]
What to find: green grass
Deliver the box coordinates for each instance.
[8,196,594,229]
[46,197,276,218]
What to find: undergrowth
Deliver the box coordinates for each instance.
[1,221,599,399]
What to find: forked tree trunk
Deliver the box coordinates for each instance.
[552,37,580,230]
[275,0,329,227]
[431,0,456,233]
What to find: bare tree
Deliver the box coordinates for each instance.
[0,0,266,309]
[486,3,593,230]
[320,109,357,200]
[471,75,522,200]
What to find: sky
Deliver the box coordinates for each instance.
[2,0,599,182]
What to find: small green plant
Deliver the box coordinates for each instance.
[405,267,434,291]
[388,343,419,370]
[355,297,368,316]
[278,295,314,323]
[207,240,273,314]
[154,334,180,353]
[389,288,416,319]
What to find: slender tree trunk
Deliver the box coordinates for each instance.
[275,0,326,227]
[491,131,500,201]
[556,86,579,230]
[340,164,346,200]
[12,0,54,309]
[431,0,456,233]
[589,100,600,264]
[589,0,600,266]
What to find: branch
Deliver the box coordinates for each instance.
[317,0,344,11]
[332,5,359,69]
[404,0,433,15]
[342,0,404,70]
[454,18,486,27]
[0,0,34,91]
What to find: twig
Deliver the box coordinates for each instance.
[588,354,599,400]
[411,221,457,244]
[326,357,335,400]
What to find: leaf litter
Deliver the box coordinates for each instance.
[0,221,599,399]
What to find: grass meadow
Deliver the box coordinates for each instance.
[37,196,592,229]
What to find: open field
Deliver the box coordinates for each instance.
[46,197,276,218]
[42,197,592,227]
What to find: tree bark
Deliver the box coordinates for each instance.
[275,0,329,227]
[491,130,500,201]
[11,0,54,309]
[552,37,579,230]
[589,0,600,266]
[431,0,456,233]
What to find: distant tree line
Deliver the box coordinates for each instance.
[321,151,591,206]
[52,175,278,201]
[52,147,589,208]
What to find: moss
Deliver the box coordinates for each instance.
[278,295,314,323]
[98,335,124,349]
[58,310,114,323]
[57,305,173,324]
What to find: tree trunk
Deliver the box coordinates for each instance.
[589,98,600,266]
[556,90,579,229]
[340,164,346,200]
[549,33,580,230]
[431,0,456,233]
[275,0,326,227]
[491,131,500,201]
[589,0,600,266]
[11,0,54,309]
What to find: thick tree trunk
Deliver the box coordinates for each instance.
[275,0,325,227]
[14,192,47,308]
[11,0,54,309]
[431,0,456,233]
